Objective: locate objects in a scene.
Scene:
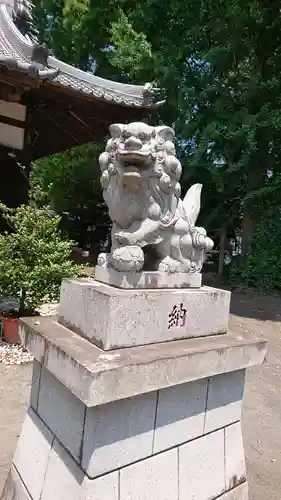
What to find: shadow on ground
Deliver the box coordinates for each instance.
[231,292,281,322]
[203,272,281,322]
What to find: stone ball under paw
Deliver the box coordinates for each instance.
[97,253,108,267]
[112,246,144,272]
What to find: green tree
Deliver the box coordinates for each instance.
[0,205,80,314]
[231,208,281,290]
[230,171,281,289]
[30,142,110,247]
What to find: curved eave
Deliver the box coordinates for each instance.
[0,4,159,108]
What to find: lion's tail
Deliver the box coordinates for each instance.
[180,183,202,225]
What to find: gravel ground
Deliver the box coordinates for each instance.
[0,344,33,365]
[0,292,280,499]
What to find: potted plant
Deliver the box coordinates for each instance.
[0,204,80,343]
[1,313,20,344]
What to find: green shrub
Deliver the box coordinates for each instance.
[0,204,81,314]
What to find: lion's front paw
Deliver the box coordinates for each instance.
[158,256,180,273]
[115,231,128,245]
[115,231,136,246]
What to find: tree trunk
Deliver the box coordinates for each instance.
[19,289,26,317]
[241,165,263,260]
[218,227,226,275]
[241,207,254,258]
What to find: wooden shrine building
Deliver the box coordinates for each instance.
[0,0,159,208]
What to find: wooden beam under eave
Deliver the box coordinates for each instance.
[0,67,41,91]
[0,66,152,122]
[0,66,153,159]
[24,107,94,159]
[35,80,151,121]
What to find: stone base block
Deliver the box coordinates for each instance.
[58,279,231,349]
[3,462,248,500]
[34,366,159,477]
[95,264,202,289]
[27,361,246,479]
[3,403,248,500]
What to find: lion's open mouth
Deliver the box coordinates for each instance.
[117,149,151,167]
[122,166,141,177]
[122,167,142,190]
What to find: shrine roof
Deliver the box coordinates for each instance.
[0,3,158,108]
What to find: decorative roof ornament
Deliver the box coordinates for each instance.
[0,1,163,107]
[143,83,165,107]
[13,0,39,42]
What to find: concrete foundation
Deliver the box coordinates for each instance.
[1,279,267,500]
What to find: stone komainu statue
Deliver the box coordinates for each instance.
[98,122,213,273]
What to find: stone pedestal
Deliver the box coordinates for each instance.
[1,279,267,500]
[58,279,231,349]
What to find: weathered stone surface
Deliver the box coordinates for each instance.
[58,279,230,349]
[153,379,207,453]
[204,370,245,434]
[120,448,178,500]
[30,360,42,411]
[82,391,157,477]
[225,422,247,491]
[82,474,119,500]
[20,316,267,408]
[217,482,248,499]
[41,439,83,500]
[95,265,202,289]
[179,429,225,500]
[0,465,32,500]
[38,367,85,461]
[41,438,119,500]
[13,407,54,500]
[98,122,213,274]
[23,328,45,362]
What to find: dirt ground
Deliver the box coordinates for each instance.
[230,292,281,500]
[0,291,280,499]
[0,363,31,493]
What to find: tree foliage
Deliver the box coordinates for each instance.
[30,142,110,246]
[231,208,281,291]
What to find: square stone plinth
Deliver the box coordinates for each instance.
[58,279,231,349]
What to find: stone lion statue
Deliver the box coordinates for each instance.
[97,122,213,273]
